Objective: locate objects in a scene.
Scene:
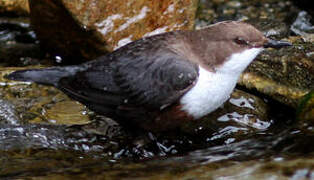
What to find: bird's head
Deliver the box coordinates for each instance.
[198,21,292,73]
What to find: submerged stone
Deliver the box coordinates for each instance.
[0,67,90,125]
[291,11,314,42]
[28,0,198,63]
[32,101,91,125]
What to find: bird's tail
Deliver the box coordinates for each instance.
[4,65,85,86]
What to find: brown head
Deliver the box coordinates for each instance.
[201,21,268,48]
[173,21,292,71]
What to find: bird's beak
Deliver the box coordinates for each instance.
[263,39,292,49]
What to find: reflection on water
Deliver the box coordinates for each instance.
[218,112,271,130]
[229,96,255,109]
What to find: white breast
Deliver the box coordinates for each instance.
[180,48,263,119]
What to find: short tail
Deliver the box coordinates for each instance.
[4,66,85,86]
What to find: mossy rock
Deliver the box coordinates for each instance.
[297,90,314,122]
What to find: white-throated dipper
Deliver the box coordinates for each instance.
[5,21,291,132]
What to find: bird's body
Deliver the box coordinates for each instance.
[6,21,291,131]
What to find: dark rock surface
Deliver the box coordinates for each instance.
[0,17,43,66]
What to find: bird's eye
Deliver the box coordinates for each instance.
[234,37,249,45]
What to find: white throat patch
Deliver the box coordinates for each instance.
[180,48,263,119]
[217,48,263,74]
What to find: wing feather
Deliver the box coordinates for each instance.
[58,33,199,112]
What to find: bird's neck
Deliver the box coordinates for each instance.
[215,48,263,75]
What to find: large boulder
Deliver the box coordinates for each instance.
[28,0,198,63]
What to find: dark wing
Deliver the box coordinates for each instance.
[59,52,198,111]
[58,64,124,106]
[113,47,199,109]
[58,33,199,113]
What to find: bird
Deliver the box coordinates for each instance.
[5,21,292,132]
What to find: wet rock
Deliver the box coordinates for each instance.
[0,17,34,42]
[28,0,198,63]
[0,43,42,66]
[196,0,299,29]
[158,158,314,180]
[0,98,19,125]
[81,115,121,138]
[239,36,314,108]
[0,17,43,66]
[0,0,29,16]
[0,149,110,178]
[180,89,271,142]
[0,124,118,152]
[291,11,314,42]
[33,101,91,125]
[0,124,69,151]
[247,18,289,39]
